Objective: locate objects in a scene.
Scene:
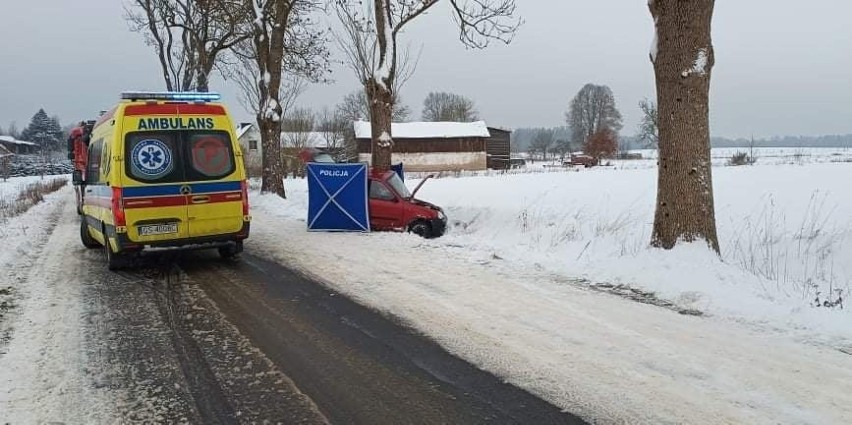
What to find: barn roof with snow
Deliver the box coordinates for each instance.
[0,135,37,146]
[353,121,491,139]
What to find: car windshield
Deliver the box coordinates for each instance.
[386,173,411,198]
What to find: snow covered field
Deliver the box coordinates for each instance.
[516,147,852,172]
[246,155,852,422]
[262,159,852,346]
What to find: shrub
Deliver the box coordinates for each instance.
[0,178,67,220]
[583,129,618,160]
[728,151,756,166]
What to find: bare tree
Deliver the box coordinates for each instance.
[228,49,308,118]
[281,107,316,148]
[567,83,623,149]
[553,139,573,164]
[126,0,250,91]
[245,0,328,197]
[649,0,720,253]
[334,89,411,164]
[529,129,554,162]
[637,98,659,148]
[6,122,19,140]
[336,89,411,123]
[281,107,316,176]
[317,107,351,161]
[421,91,479,122]
[334,0,520,171]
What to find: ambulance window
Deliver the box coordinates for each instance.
[186,132,235,180]
[125,132,182,183]
[101,142,111,177]
[87,141,103,184]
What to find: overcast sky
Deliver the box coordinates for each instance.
[1,0,850,139]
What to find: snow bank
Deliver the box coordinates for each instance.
[0,187,115,422]
[262,160,852,346]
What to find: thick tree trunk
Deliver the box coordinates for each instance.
[366,79,394,171]
[258,113,286,198]
[649,0,719,253]
[196,61,211,92]
[253,1,293,199]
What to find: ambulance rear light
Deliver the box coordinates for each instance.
[240,180,250,219]
[120,91,222,102]
[111,187,127,227]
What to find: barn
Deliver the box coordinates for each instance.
[0,136,38,155]
[355,121,510,172]
[486,127,511,170]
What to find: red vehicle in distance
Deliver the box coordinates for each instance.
[565,154,599,168]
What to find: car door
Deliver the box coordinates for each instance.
[182,130,243,238]
[368,179,403,230]
[122,131,191,242]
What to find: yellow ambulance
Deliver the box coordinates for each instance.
[79,92,250,270]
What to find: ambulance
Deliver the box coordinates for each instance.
[79,91,250,270]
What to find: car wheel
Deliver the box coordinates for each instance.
[80,219,101,249]
[218,241,243,260]
[409,221,432,238]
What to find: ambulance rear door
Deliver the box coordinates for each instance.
[122,127,192,242]
[178,104,244,239]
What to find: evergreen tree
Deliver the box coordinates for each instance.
[21,109,63,151]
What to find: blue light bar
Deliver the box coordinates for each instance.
[120,91,222,102]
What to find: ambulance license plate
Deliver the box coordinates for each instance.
[138,223,178,236]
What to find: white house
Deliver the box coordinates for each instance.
[236,123,337,159]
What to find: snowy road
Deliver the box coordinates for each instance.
[0,190,579,423]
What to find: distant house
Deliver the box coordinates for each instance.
[236,122,259,156]
[236,123,341,156]
[234,122,345,177]
[354,121,511,172]
[0,136,38,155]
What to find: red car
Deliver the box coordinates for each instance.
[368,169,447,238]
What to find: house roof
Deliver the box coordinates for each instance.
[353,121,491,139]
[236,123,254,140]
[0,135,37,146]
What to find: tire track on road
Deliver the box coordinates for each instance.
[179,251,584,425]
